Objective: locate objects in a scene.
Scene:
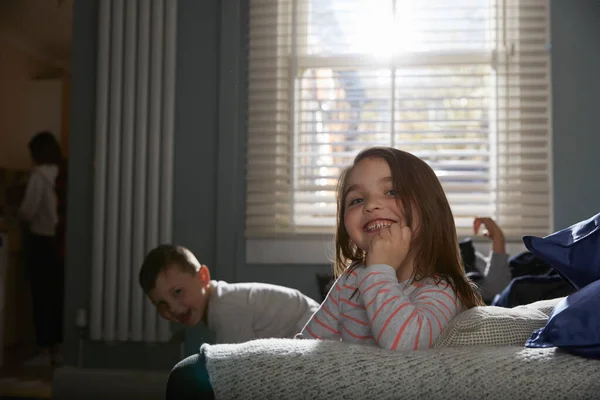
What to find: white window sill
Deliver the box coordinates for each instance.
[246,237,528,265]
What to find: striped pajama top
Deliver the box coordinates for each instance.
[299,264,462,350]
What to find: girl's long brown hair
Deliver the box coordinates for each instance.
[333,147,483,309]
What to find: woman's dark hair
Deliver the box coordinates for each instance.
[28,131,64,166]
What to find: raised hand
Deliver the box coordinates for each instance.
[366,223,412,270]
[473,217,506,254]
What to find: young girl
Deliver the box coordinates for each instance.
[298,147,483,351]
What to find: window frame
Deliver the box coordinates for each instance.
[288,1,503,235]
[244,0,553,242]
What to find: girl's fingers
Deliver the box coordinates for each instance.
[389,223,401,236]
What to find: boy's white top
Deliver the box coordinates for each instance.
[19,165,59,236]
[207,280,320,344]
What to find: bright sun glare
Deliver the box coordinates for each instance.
[349,2,416,58]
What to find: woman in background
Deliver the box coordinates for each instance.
[18,131,66,366]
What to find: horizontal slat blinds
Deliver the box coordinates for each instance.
[246,0,552,238]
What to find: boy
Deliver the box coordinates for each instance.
[139,244,320,344]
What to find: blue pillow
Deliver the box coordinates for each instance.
[526,279,600,358]
[523,212,600,290]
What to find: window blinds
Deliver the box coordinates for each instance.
[246,0,552,238]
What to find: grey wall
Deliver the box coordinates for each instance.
[172,0,219,276]
[174,0,221,356]
[64,0,97,369]
[551,0,600,230]
[64,0,600,369]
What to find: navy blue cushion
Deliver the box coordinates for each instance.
[523,212,600,290]
[491,274,574,308]
[526,279,600,358]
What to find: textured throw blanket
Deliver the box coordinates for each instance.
[202,338,600,400]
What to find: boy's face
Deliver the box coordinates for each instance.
[147,264,210,326]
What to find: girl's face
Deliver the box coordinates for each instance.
[343,157,415,252]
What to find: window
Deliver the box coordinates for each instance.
[246,0,552,239]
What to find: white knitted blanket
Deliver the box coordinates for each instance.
[202,338,600,400]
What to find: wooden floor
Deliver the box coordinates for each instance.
[0,343,52,399]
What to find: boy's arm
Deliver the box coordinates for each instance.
[356,265,460,351]
[475,252,511,301]
[473,217,506,254]
[247,283,320,339]
[297,276,343,341]
[472,216,511,301]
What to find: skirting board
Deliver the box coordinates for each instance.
[53,367,169,400]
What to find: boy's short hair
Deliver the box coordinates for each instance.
[139,244,201,294]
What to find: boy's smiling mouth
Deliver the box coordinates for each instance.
[177,309,192,324]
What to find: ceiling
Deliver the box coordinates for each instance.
[0,0,73,71]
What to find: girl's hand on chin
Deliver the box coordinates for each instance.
[366,223,411,270]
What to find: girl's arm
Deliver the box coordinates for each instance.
[297,275,343,341]
[356,264,460,351]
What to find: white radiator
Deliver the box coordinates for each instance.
[90,0,177,343]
